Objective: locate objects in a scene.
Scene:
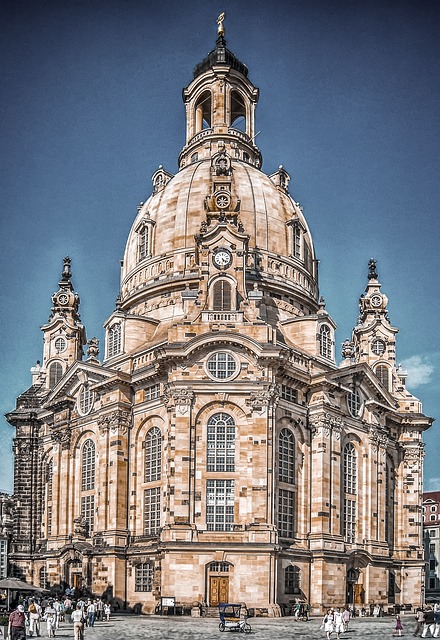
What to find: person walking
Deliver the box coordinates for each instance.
[395,614,404,637]
[8,604,27,640]
[72,605,85,640]
[44,602,56,638]
[28,599,42,637]
[422,608,436,638]
[103,603,111,622]
[342,607,351,631]
[433,607,440,638]
[86,601,95,627]
[334,608,345,640]
[322,609,335,640]
[415,609,426,637]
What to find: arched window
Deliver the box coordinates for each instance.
[375,365,390,390]
[145,427,161,482]
[279,428,295,484]
[135,562,153,592]
[108,323,122,358]
[285,565,300,594]
[82,440,95,491]
[139,226,149,261]
[49,362,63,388]
[343,443,357,543]
[195,90,211,132]
[213,280,232,311]
[385,458,395,547]
[47,459,53,501]
[81,439,95,535]
[207,413,235,472]
[319,325,332,359]
[230,90,246,131]
[292,224,301,258]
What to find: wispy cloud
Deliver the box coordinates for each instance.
[424,477,440,492]
[401,355,434,388]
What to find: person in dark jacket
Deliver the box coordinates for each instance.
[422,608,436,638]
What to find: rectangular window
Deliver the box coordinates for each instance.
[281,385,298,404]
[135,563,153,592]
[278,489,294,538]
[207,425,235,472]
[144,487,160,536]
[0,539,7,579]
[430,530,436,537]
[429,578,436,589]
[344,498,356,543]
[429,559,436,571]
[81,495,95,534]
[145,384,160,402]
[430,543,435,553]
[47,506,52,536]
[206,480,235,531]
[292,224,301,259]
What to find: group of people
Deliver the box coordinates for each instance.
[321,607,351,639]
[6,596,112,640]
[413,604,440,638]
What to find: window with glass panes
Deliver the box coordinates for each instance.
[49,362,63,388]
[343,443,357,543]
[292,224,301,258]
[81,494,94,534]
[135,562,153,591]
[82,440,95,491]
[319,324,332,359]
[285,565,300,594]
[278,489,294,538]
[207,352,236,379]
[207,413,235,472]
[108,323,122,357]
[145,427,161,482]
[206,480,234,531]
[279,428,295,484]
[343,498,356,543]
[144,487,160,536]
[375,365,389,390]
[139,226,149,261]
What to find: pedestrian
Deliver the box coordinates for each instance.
[395,614,403,637]
[86,600,95,627]
[415,609,426,637]
[422,608,436,638]
[95,599,103,622]
[433,607,440,638]
[322,608,335,640]
[72,605,85,640]
[8,604,27,640]
[45,601,56,638]
[103,603,111,622]
[334,608,345,639]
[28,599,42,637]
[343,607,351,631]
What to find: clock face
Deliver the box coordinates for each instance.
[213,249,232,268]
[58,293,69,305]
[371,294,382,308]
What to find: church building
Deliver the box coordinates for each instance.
[6,17,432,615]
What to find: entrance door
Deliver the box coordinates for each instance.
[209,576,229,606]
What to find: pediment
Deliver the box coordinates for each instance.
[314,362,398,412]
[43,360,128,408]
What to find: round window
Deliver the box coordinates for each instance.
[54,337,67,353]
[371,339,385,356]
[207,352,238,380]
[78,385,94,416]
[347,388,363,418]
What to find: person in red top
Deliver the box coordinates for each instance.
[8,604,27,640]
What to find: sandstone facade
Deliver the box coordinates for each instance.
[6,19,432,615]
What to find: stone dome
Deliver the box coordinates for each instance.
[120,157,318,318]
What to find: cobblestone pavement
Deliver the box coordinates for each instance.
[45,613,420,640]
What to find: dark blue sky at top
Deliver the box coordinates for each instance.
[1,0,439,492]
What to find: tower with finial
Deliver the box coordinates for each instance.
[39,256,87,388]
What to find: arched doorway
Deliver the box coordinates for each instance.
[207,562,232,606]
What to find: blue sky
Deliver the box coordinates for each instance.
[1,0,439,493]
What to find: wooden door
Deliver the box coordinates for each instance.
[209,576,229,606]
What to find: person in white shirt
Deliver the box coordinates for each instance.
[72,605,85,640]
